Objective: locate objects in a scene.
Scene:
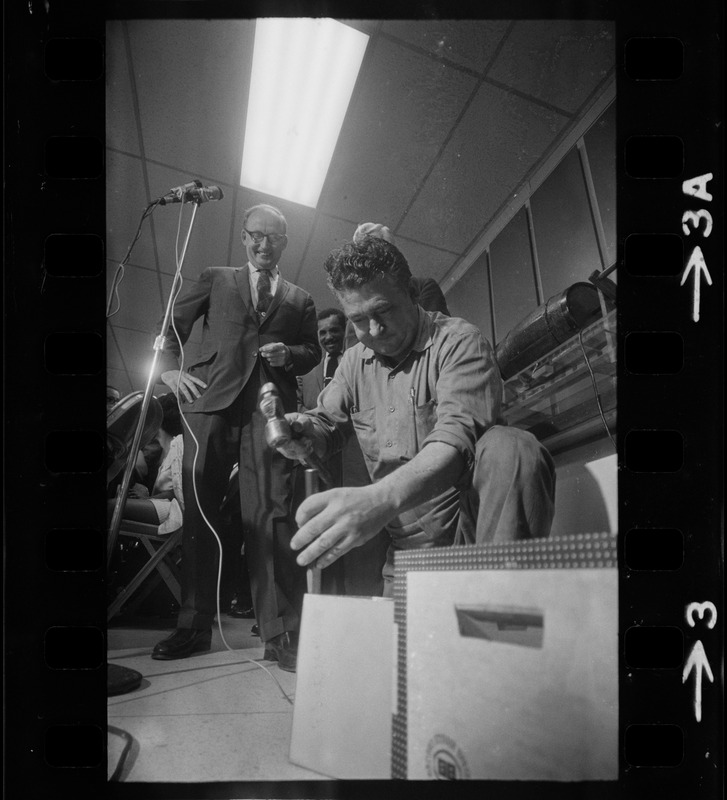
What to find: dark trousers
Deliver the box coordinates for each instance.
[459,425,556,545]
[177,387,305,641]
[382,425,556,595]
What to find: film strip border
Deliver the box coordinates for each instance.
[392,533,619,780]
[617,4,722,799]
[3,1,722,798]
[5,2,109,796]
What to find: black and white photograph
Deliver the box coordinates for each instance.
[104,15,619,783]
[4,0,723,796]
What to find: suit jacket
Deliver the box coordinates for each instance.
[158,266,320,414]
[297,359,324,412]
[414,276,450,316]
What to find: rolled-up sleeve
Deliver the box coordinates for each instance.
[303,368,355,461]
[420,329,503,473]
[297,315,503,485]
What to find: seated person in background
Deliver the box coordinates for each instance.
[107,385,121,413]
[107,392,185,535]
[277,236,556,596]
[344,222,449,348]
[297,307,388,596]
[106,385,156,501]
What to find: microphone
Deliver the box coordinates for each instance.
[194,185,224,203]
[158,180,202,204]
[158,180,224,205]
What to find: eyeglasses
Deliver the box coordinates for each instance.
[244,230,286,245]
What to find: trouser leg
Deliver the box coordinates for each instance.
[176,411,238,630]
[237,403,305,642]
[459,425,556,545]
[340,530,389,597]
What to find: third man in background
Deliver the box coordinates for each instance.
[297,307,388,595]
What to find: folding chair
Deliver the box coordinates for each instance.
[107,521,183,622]
[107,461,240,622]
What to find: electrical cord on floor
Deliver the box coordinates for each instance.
[578,329,617,452]
[169,207,293,706]
[108,725,134,781]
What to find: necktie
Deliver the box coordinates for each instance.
[256,269,273,316]
[324,353,339,384]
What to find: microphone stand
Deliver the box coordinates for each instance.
[107,200,201,567]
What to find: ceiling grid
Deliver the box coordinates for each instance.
[105,18,615,396]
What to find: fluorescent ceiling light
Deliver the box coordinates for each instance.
[241,18,369,208]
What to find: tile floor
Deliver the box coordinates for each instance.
[107,615,329,782]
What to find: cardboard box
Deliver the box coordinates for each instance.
[290,534,618,781]
[393,533,618,780]
[289,594,395,778]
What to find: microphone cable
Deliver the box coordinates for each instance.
[168,202,293,705]
[106,198,163,318]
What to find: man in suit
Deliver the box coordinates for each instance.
[344,223,449,349]
[151,204,320,671]
[297,308,348,407]
[297,308,388,596]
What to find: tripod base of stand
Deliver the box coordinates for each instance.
[108,663,143,696]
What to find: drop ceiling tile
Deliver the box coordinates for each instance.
[337,19,381,35]
[106,151,157,267]
[299,264,338,315]
[399,83,569,252]
[382,20,511,75]
[488,20,615,114]
[297,215,362,309]
[106,330,125,371]
[128,19,254,183]
[393,236,459,285]
[319,36,477,226]
[144,163,237,276]
[107,262,164,333]
[108,326,158,378]
[106,21,142,157]
[106,367,135,398]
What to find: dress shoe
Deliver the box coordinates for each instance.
[263,631,297,673]
[227,603,256,619]
[151,628,212,660]
[251,623,260,637]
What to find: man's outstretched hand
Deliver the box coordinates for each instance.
[290,485,392,569]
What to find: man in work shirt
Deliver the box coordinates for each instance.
[276,235,556,594]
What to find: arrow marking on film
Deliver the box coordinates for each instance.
[680,246,713,322]
[682,639,714,722]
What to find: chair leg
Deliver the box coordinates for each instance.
[153,548,182,603]
[107,531,183,622]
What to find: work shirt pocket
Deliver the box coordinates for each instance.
[351,406,379,463]
[412,398,438,454]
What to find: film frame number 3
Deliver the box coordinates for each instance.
[682,601,717,723]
